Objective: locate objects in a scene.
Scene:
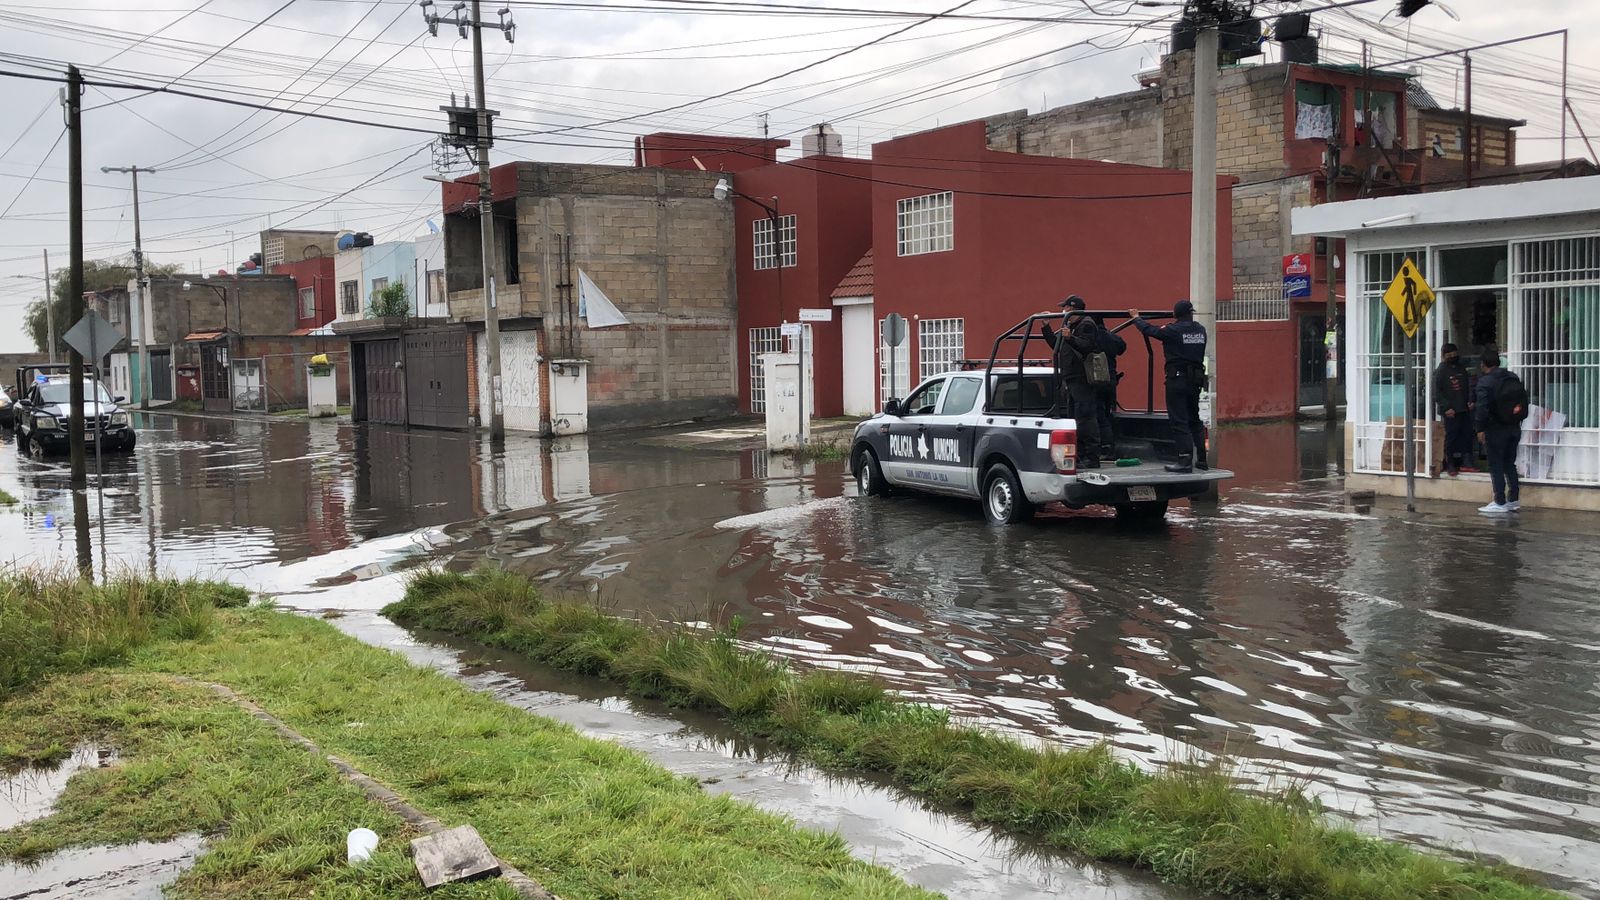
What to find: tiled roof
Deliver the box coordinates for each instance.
[830,249,874,300]
[183,331,227,342]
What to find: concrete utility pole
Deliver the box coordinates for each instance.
[1189,24,1219,438]
[101,165,155,408]
[66,66,87,496]
[422,0,515,443]
[42,249,56,363]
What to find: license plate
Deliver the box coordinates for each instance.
[1127,485,1156,503]
[84,431,96,442]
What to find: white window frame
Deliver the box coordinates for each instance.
[370,276,389,298]
[753,215,797,271]
[896,191,954,257]
[918,317,964,381]
[264,235,285,269]
[749,326,782,413]
[340,280,359,315]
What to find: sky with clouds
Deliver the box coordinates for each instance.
[0,0,1596,352]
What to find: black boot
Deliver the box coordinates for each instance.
[1164,463,1193,473]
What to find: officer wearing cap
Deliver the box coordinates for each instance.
[1042,295,1104,468]
[1129,300,1209,473]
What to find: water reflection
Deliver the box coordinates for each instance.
[0,415,1595,893]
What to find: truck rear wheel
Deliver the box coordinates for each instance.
[1114,500,1169,522]
[982,464,1034,525]
[855,447,889,497]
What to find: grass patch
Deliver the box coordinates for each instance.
[386,568,1557,900]
[0,572,249,700]
[785,438,850,463]
[1,572,931,899]
[0,487,16,505]
[271,405,351,418]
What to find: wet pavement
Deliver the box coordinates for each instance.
[2,412,1598,896]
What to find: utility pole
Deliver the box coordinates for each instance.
[101,165,155,408]
[66,66,87,496]
[42,249,56,364]
[1189,23,1219,442]
[422,0,515,443]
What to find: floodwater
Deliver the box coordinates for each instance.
[2,413,1597,896]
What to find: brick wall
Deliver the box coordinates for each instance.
[233,335,351,409]
[259,230,338,272]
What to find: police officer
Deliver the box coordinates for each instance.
[1092,301,1127,459]
[1042,296,1103,468]
[1129,300,1208,473]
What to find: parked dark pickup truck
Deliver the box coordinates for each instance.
[850,311,1230,524]
[12,366,137,456]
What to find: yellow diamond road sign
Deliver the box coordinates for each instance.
[1382,257,1434,339]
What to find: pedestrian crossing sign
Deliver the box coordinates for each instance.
[1382,258,1434,339]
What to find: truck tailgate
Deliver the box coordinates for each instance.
[1075,462,1233,486]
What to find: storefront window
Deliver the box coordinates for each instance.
[1511,238,1600,482]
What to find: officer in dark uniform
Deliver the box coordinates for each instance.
[1042,296,1104,468]
[1129,299,1208,473]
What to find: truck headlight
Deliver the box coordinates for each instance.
[111,412,129,426]
[36,415,59,430]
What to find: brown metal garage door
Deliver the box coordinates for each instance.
[404,330,469,430]
[361,338,406,425]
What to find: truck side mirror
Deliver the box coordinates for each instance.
[114,395,127,403]
[883,399,902,416]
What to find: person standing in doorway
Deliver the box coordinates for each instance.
[1474,350,1528,514]
[1129,300,1208,473]
[1433,342,1473,476]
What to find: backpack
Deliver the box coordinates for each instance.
[1084,350,1113,387]
[1493,371,1530,425]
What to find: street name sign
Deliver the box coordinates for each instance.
[1382,258,1434,339]
[798,307,833,323]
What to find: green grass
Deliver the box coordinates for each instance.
[271,405,351,418]
[386,568,1558,900]
[0,572,932,899]
[0,572,249,700]
[786,438,850,463]
[0,487,16,505]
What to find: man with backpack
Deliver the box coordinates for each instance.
[1473,350,1529,514]
[1042,296,1109,469]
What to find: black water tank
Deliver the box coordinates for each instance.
[352,232,375,248]
[1283,36,1319,64]
[1221,15,1262,58]
[1171,16,1197,53]
[1275,12,1311,41]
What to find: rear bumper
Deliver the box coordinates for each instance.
[1021,465,1233,507]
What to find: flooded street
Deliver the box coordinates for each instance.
[2,412,1597,895]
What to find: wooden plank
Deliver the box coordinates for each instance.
[411,824,501,888]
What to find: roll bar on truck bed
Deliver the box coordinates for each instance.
[980,309,1174,417]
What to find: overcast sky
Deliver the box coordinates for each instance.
[1,0,1595,352]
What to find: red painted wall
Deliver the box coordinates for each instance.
[276,257,336,330]
[635,133,789,172]
[870,121,1235,403]
[731,155,874,418]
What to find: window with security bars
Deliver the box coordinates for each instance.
[918,318,964,381]
[880,318,910,402]
[1352,249,1429,474]
[340,280,359,315]
[264,236,285,269]
[749,326,782,412]
[752,215,797,270]
[896,191,953,256]
[1510,236,1600,484]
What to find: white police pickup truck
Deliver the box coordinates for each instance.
[848,311,1231,524]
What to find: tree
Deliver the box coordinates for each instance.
[24,255,181,354]
[368,281,411,318]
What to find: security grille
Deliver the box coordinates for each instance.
[918,317,964,381]
[880,317,910,402]
[264,236,285,268]
[341,280,359,315]
[1221,282,1290,321]
[1510,237,1600,484]
[232,358,265,412]
[1351,249,1428,473]
[896,191,954,256]
[749,326,782,413]
[752,215,796,270]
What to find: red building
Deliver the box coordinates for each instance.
[275,256,337,333]
[649,120,1292,422]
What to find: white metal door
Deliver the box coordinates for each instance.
[477,330,542,432]
[840,303,875,416]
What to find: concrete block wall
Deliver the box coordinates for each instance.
[145,274,299,343]
[986,91,1164,166]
